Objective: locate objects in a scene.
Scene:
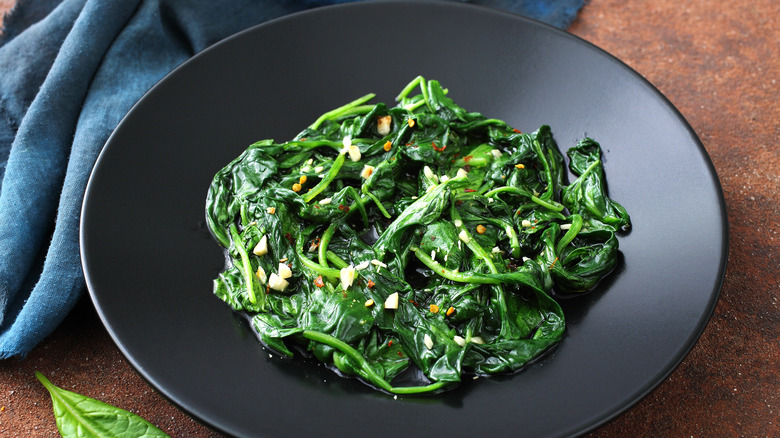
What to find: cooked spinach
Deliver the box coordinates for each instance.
[205,76,630,394]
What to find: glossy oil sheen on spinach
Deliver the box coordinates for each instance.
[205,77,631,394]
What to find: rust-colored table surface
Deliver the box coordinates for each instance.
[1,1,778,436]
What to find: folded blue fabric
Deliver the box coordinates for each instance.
[0,0,583,358]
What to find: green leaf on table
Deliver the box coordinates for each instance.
[36,372,169,438]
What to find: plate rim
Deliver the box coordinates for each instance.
[80,1,729,436]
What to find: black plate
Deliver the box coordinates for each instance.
[81,2,727,437]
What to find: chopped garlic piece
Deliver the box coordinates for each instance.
[521,219,532,227]
[560,223,572,230]
[453,335,466,347]
[522,256,531,262]
[490,149,502,159]
[360,164,375,179]
[355,260,370,270]
[256,266,267,283]
[458,229,470,243]
[319,197,332,205]
[348,145,361,162]
[470,336,485,345]
[365,299,375,307]
[340,265,356,290]
[278,263,292,279]
[314,165,324,173]
[456,168,468,178]
[253,235,268,256]
[342,135,352,150]
[268,273,289,291]
[266,207,276,215]
[491,246,501,254]
[431,250,436,260]
[423,166,436,181]
[423,334,434,350]
[377,115,392,136]
[371,259,387,268]
[453,219,463,228]
[440,175,450,183]
[384,292,399,309]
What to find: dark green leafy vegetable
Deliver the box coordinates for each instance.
[36,372,169,437]
[205,76,630,394]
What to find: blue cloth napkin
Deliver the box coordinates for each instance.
[0,0,583,358]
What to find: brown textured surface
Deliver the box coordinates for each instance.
[1,1,778,436]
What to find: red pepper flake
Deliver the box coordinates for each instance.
[367,279,375,288]
[266,285,271,293]
[285,233,294,244]
[549,256,559,270]
[513,129,522,133]
[314,205,320,209]
[338,204,350,212]
[314,275,324,288]
[431,141,446,152]
[342,291,348,298]
[397,351,403,357]
[464,155,473,163]
[464,189,476,193]
[409,299,418,306]
[300,137,307,141]
[388,340,393,347]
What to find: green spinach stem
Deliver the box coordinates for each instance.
[303,152,345,202]
[309,93,376,130]
[229,224,261,308]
